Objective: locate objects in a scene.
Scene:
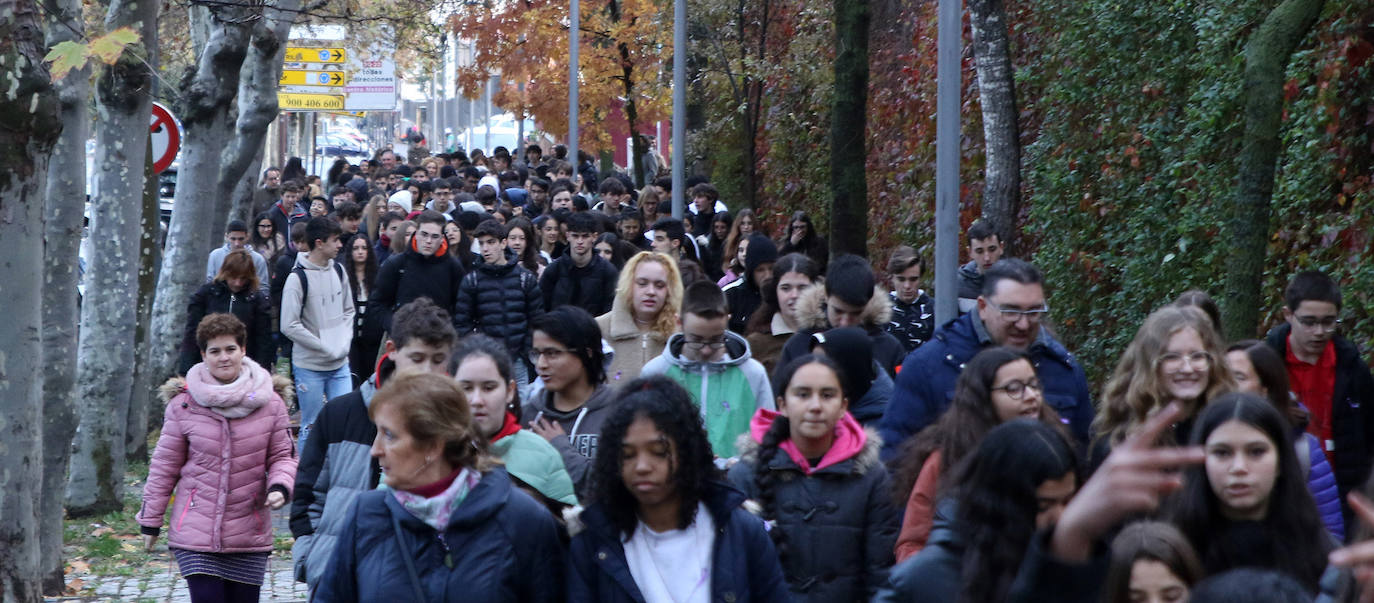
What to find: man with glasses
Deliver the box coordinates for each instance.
[879,258,1093,462]
[371,210,467,332]
[1265,270,1374,507]
[642,280,774,458]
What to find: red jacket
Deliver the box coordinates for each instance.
[138,360,298,553]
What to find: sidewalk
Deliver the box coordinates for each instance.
[50,508,307,603]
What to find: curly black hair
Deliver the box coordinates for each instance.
[588,375,717,538]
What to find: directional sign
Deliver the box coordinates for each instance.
[278,92,345,111]
[280,69,347,87]
[284,47,346,64]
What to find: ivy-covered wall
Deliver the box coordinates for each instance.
[691,0,1374,387]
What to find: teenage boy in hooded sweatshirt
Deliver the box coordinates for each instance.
[371,209,467,332]
[641,280,774,458]
[289,297,455,591]
[281,216,355,448]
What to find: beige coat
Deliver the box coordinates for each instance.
[596,303,669,385]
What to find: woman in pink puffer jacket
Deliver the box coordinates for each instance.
[138,313,298,602]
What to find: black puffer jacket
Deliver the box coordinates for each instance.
[724,234,779,334]
[727,420,898,603]
[538,255,619,315]
[371,242,467,332]
[453,260,544,356]
[179,280,274,374]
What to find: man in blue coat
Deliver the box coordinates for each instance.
[879,259,1093,462]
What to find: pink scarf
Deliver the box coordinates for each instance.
[185,357,274,418]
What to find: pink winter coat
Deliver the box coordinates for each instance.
[138,358,298,553]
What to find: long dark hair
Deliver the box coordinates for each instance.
[505,216,543,272]
[449,333,522,417]
[889,347,1063,505]
[746,253,820,335]
[342,233,378,300]
[249,211,278,249]
[588,376,717,538]
[951,419,1079,603]
[1168,393,1331,591]
[1227,339,1303,429]
[281,156,306,184]
[753,354,848,567]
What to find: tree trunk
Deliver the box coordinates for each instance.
[829,0,870,257]
[146,6,253,396]
[38,0,90,588]
[125,139,162,464]
[218,0,300,225]
[1222,0,1327,341]
[66,0,159,517]
[969,0,1022,252]
[0,0,63,596]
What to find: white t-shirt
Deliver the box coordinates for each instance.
[624,502,715,603]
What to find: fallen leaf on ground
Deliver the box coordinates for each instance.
[67,559,90,574]
[64,578,85,594]
[90,526,114,537]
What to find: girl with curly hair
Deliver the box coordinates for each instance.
[567,376,790,603]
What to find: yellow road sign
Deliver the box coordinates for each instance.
[278,92,345,111]
[280,69,347,87]
[284,47,346,64]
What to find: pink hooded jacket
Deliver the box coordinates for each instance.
[138,358,298,553]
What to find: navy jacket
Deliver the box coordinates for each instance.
[1266,323,1374,503]
[316,469,565,602]
[452,260,543,357]
[879,311,1094,462]
[567,481,791,603]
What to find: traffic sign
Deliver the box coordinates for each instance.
[278,93,345,111]
[280,69,347,87]
[284,47,346,63]
[149,102,180,173]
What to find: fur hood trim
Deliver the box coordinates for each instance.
[732,426,884,475]
[793,283,894,331]
[159,372,294,405]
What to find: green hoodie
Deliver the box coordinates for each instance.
[641,331,775,457]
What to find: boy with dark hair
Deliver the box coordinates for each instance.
[1266,270,1374,506]
[268,180,310,251]
[722,233,778,334]
[687,182,725,235]
[885,245,935,353]
[593,177,634,214]
[641,280,774,458]
[956,219,1005,313]
[281,216,354,448]
[454,219,544,389]
[290,297,456,589]
[333,201,363,239]
[371,209,466,332]
[650,215,707,286]
[527,177,551,216]
[474,186,499,212]
[776,253,907,377]
[428,178,456,218]
[538,211,619,315]
[206,219,270,288]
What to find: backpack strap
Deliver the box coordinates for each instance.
[291,263,309,316]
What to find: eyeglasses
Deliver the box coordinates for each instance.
[991,378,1042,400]
[414,231,444,241]
[994,304,1050,322]
[683,337,727,351]
[527,347,570,363]
[1296,315,1341,330]
[1160,351,1210,372]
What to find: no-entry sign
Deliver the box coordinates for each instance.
[150,102,181,174]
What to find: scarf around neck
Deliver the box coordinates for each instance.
[185,357,274,419]
[383,468,481,532]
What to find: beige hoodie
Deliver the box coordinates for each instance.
[280,252,355,371]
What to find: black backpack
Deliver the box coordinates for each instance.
[291,259,347,315]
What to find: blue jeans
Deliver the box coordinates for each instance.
[293,363,352,449]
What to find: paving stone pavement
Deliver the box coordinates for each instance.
[50,508,307,603]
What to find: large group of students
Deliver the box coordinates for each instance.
[135,144,1374,602]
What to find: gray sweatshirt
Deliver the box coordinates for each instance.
[280,252,355,371]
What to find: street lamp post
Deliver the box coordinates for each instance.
[568,0,580,165]
[670,0,685,219]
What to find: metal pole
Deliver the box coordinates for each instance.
[933,0,961,325]
[483,74,492,152]
[670,0,685,219]
[517,81,526,162]
[568,0,580,166]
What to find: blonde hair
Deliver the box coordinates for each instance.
[368,372,494,471]
[1094,305,1235,445]
[615,252,684,337]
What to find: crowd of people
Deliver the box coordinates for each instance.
[136,143,1374,602]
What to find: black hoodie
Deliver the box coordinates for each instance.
[724,234,779,334]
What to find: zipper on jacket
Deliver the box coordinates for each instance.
[437,532,454,568]
[176,487,198,531]
[229,293,236,314]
